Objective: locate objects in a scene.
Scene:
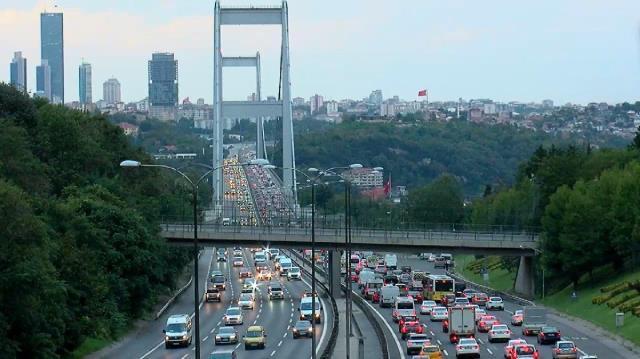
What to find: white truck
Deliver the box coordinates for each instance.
[445,306,475,344]
[379,285,400,308]
[384,254,398,270]
[522,306,546,336]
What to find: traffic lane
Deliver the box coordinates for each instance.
[398,255,616,358]
[201,249,263,358]
[148,248,243,359]
[105,249,214,359]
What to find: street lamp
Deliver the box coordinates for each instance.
[120,159,251,359]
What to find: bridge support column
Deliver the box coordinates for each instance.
[328,250,342,298]
[515,256,535,297]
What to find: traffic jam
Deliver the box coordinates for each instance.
[343,252,595,359]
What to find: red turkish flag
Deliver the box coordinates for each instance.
[418,89,427,97]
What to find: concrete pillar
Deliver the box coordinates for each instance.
[328,250,342,298]
[515,256,535,297]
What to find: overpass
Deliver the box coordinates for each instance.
[160,222,540,296]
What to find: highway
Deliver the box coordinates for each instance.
[357,254,635,358]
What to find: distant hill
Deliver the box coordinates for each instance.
[284,120,625,196]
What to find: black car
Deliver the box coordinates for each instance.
[206,284,222,302]
[217,249,227,262]
[384,275,399,285]
[401,266,412,274]
[292,320,313,338]
[537,326,561,344]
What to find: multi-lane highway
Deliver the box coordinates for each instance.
[108,247,329,359]
[355,254,634,358]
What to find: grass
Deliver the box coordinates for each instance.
[540,268,640,346]
[455,255,516,293]
[68,337,111,359]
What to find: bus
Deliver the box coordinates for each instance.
[423,274,455,302]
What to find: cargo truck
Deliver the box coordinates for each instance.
[522,306,546,336]
[445,305,476,343]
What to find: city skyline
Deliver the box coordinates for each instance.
[1,0,640,105]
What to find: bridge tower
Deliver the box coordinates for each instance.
[213,1,297,213]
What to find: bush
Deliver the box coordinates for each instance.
[601,281,630,293]
[607,290,640,309]
[619,298,640,312]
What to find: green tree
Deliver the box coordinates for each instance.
[407,174,464,224]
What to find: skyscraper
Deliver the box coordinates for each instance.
[40,11,64,104]
[10,51,27,93]
[36,60,52,101]
[148,52,178,121]
[78,61,92,105]
[310,94,324,114]
[103,78,121,105]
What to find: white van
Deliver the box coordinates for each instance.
[279,257,293,273]
[222,218,231,226]
[299,296,322,323]
[384,254,398,270]
[379,285,400,308]
[357,270,376,289]
[392,297,416,322]
[163,314,193,348]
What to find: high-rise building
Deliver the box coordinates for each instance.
[36,60,52,101]
[148,52,178,121]
[40,11,64,104]
[103,78,121,105]
[10,51,27,93]
[310,94,324,114]
[369,89,383,105]
[326,100,339,116]
[78,61,92,105]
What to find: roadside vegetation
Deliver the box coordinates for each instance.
[0,84,191,358]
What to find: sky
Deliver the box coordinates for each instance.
[1,0,640,105]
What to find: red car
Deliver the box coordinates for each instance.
[398,315,419,328]
[399,320,424,340]
[471,293,489,306]
[509,344,539,359]
[477,315,500,332]
[372,290,380,303]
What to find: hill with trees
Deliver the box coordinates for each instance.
[0,84,191,358]
[285,120,625,196]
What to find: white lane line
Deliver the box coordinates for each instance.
[138,341,164,359]
[353,291,405,359]
[256,314,260,319]
[443,349,449,356]
[477,338,484,344]
[430,330,435,336]
[181,354,189,359]
[487,348,493,355]
[278,340,283,346]
[203,336,208,342]
[210,328,216,334]
[270,350,276,357]
[437,339,442,345]
[235,343,241,348]
[283,332,288,338]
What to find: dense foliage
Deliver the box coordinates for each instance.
[0,84,191,358]
[469,134,640,290]
[286,120,623,196]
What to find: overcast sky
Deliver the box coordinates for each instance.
[2,0,640,104]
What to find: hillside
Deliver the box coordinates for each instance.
[288,120,624,195]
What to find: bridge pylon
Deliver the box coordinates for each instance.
[213,1,297,213]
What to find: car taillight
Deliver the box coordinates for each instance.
[490,331,495,335]
[572,348,577,352]
[456,345,461,350]
[401,327,407,333]
[417,327,423,333]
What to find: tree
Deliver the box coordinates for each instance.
[407,174,464,224]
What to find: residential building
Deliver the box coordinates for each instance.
[9,51,27,93]
[136,97,149,112]
[292,97,305,106]
[197,98,205,106]
[178,103,213,130]
[117,122,139,136]
[309,94,324,114]
[343,167,383,189]
[148,52,178,121]
[326,100,339,116]
[78,61,92,105]
[35,60,52,101]
[369,89,383,105]
[542,99,554,108]
[103,78,121,105]
[40,11,64,104]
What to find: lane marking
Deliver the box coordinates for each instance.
[202,335,208,342]
[138,341,163,359]
[181,354,189,359]
[278,340,283,347]
[353,290,404,359]
[270,350,276,357]
[487,348,493,355]
[443,349,449,356]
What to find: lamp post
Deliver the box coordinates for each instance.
[120,158,264,359]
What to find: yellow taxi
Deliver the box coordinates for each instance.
[243,325,266,350]
[419,343,444,359]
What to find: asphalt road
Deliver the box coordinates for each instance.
[358,254,635,359]
[108,246,328,359]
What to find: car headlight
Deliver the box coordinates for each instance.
[308,327,313,332]
[230,335,236,339]
[293,328,298,332]
[183,335,188,340]
[165,336,169,341]
[216,336,221,340]
[315,313,320,318]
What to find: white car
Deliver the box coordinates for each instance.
[455,338,480,358]
[486,296,504,310]
[454,297,470,307]
[430,306,448,321]
[474,308,486,322]
[488,324,511,343]
[420,300,437,314]
[233,249,242,256]
[287,266,302,280]
[223,307,243,325]
[238,293,255,310]
[233,256,244,267]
